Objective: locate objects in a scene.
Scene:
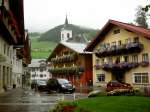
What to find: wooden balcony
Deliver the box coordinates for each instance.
[49,66,84,75]
[51,53,78,64]
[95,42,143,58]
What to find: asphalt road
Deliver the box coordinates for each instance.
[0,88,88,112]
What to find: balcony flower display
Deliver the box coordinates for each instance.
[140,61,149,67]
[131,62,139,68]
[94,64,101,70]
[95,42,144,58]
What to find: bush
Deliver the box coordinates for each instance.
[50,102,77,112]
[107,89,134,96]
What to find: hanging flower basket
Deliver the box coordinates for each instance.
[140,61,149,67]
[94,64,101,70]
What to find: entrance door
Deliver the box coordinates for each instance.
[112,71,125,82]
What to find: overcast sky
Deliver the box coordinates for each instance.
[24,0,149,32]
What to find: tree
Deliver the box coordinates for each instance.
[135,6,148,28]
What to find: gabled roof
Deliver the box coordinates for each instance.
[47,42,91,61]
[61,42,87,53]
[85,19,150,51]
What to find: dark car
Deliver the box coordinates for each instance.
[47,78,75,93]
[37,80,47,90]
[31,80,47,91]
[106,80,132,92]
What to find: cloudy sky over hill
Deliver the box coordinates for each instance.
[24,0,149,32]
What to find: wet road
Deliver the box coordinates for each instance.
[0,88,88,112]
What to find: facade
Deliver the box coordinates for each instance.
[47,42,92,87]
[85,20,150,88]
[0,0,31,92]
[28,59,51,81]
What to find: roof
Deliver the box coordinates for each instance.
[85,19,150,51]
[47,42,91,61]
[67,34,88,43]
[61,42,87,53]
[28,59,46,67]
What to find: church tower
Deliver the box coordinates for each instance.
[61,15,72,42]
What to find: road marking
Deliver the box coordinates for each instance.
[0,103,57,105]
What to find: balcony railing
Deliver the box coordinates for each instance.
[97,62,139,71]
[95,42,143,58]
[49,66,84,75]
[51,53,78,64]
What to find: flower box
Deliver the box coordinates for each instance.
[94,64,101,70]
[140,61,149,67]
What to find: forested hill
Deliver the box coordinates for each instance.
[38,24,98,42]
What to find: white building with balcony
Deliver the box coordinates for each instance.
[28,59,51,81]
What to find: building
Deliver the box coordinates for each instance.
[28,59,51,81]
[0,0,31,92]
[85,19,150,87]
[47,17,92,87]
[47,42,92,87]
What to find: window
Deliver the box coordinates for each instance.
[111,42,116,46]
[115,57,120,64]
[97,74,105,82]
[125,38,131,44]
[142,53,149,62]
[124,56,129,62]
[40,68,43,72]
[101,58,105,65]
[32,68,35,72]
[67,33,70,38]
[106,43,110,48]
[108,57,113,64]
[40,74,43,78]
[134,73,149,84]
[62,34,64,38]
[4,44,6,54]
[133,37,139,43]
[0,0,2,6]
[113,29,120,34]
[132,55,138,63]
[95,59,100,65]
[118,40,122,46]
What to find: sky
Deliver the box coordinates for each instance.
[24,0,149,32]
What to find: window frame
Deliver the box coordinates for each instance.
[142,53,149,62]
[96,74,105,82]
[133,72,150,84]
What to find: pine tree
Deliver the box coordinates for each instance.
[135,6,148,28]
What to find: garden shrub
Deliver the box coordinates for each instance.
[50,102,77,112]
[107,89,134,96]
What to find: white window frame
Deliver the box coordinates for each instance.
[132,72,150,84]
[96,73,105,83]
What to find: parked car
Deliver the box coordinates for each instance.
[106,80,132,92]
[47,78,75,93]
[37,80,47,90]
[31,80,47,91]
[31,80,37,89]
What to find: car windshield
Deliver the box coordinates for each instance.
[37,80,46,84]
[58,79,69,84]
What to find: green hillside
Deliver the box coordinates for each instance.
[38,24,98,42]
[30,35,57,59]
